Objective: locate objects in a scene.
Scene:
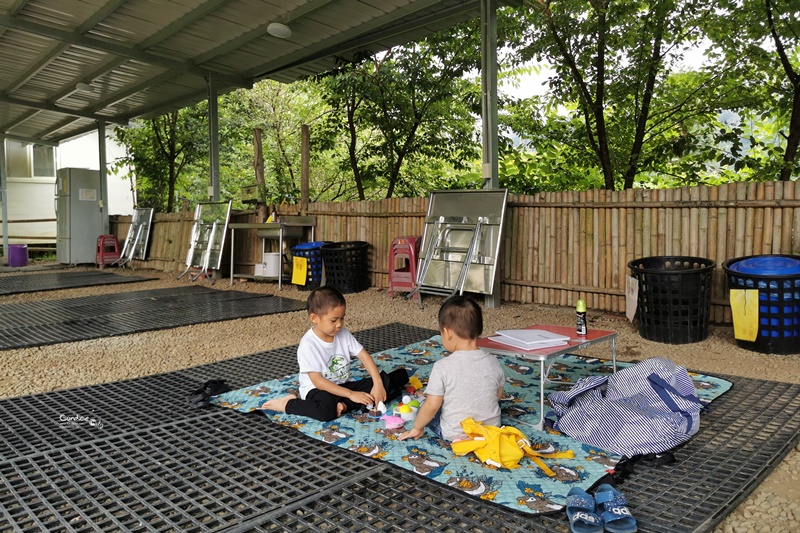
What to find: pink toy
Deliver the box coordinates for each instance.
[381,414,405,429]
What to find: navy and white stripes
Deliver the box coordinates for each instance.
[548,357,705,457]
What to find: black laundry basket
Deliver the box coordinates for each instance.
[321,241,370,294]
[628,256,716,344]
[722,254,800,354]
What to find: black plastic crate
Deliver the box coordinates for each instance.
[321,241,370,294]
[628,256,715,344]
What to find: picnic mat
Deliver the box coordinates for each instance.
[0,286,307,349]
[212,335,732,516]
[0,270,155,295]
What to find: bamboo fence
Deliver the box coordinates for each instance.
[110,181,800,324]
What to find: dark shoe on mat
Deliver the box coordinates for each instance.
[188,379,231,408]
[566,487,603,533]
[594,483,637,533]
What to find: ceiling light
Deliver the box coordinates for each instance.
[75,82,95,93]
[267,22,292,39]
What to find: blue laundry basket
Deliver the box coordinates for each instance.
[723,254,800,354]
[291,241,328,290]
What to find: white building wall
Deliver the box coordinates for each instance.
[3,131,134,245]
[59,131,135,217]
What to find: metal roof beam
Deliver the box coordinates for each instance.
[0,14,252,89]
[0,94,127,125]
[85,70,180,115]
[0,109,39,131]
[4,0,128,94]
[247,0,445,79]
[250,0,474,79]
[31,116,82,139]
[192,0,335,66]
[119,88,209,122]
[136,0,230,50]
[3,133,58,147]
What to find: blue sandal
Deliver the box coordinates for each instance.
[566,487,604,533]
[594,483,637,533]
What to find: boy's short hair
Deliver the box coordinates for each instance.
[307,286,346,316]
[438,295,482,340]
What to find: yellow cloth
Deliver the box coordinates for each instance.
[450,418,574,476]
[730,289,759,342]
[291,256,308,285]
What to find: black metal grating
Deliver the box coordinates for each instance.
[242,466,564,533]
[176,324,437,387]
[616,376,800,532]
[0,414,376,533]
[0,287,306,349]
[0,372,204,462]
[0,324,799,532]
[0,271,155,295]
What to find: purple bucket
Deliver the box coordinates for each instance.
[8,244,28,267]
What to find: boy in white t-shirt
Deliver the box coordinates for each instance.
[399,295,505,442]
[261,286,408,421]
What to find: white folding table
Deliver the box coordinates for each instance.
[477,324,618,431]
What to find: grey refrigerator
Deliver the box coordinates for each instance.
[56,168,105,264]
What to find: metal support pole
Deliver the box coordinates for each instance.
[0,134,7,259]
[98,119,109,234]
[482,0,501,308]
[481,0,498,191]
[301,124,310,215]
[207,74,220,201]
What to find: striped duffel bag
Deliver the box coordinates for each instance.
[547,357,706,457]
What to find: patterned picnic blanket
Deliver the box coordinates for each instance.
[211,336,732,515]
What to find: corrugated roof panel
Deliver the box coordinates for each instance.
[14,45,112,102]
[0,106,31,126]
[17,0,108,30]
[0,0,515,142]
[86,0,199,47]
[0,29,57,85]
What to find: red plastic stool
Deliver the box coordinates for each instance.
[96,235,121,269]
[388,236,421,300]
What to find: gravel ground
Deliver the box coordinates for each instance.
[1,265,798,531]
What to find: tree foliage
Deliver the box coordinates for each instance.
[313,22,484,199]
[112,108,207,211]
[112,1,800,211]
[704,0,800,181]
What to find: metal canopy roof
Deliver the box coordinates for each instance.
[0,0,519,145]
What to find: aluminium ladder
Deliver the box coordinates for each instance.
[407,215,485,308]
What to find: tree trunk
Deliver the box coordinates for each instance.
[780,82,800,181]
[347,92,366,200]
[253,128,267,222]
[593,4,615,190]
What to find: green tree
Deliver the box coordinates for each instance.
[512,0,748,189]
[112,107,207,211]
[705,0,800,181]
[315,23,484,199]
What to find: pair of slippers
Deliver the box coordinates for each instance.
[566,484,637,533]
[188,379,231,408]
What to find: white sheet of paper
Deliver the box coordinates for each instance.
[495,329,571,345]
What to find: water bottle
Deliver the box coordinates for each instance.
[576,299,587,336]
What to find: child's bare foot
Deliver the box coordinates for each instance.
[336,402,347,417]
[261,394,296,412]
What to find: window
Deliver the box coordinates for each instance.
[4,140,55,178]
[6,140,30,177]
[33,144,55,177]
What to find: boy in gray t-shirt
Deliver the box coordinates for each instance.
[399,295,505,443]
